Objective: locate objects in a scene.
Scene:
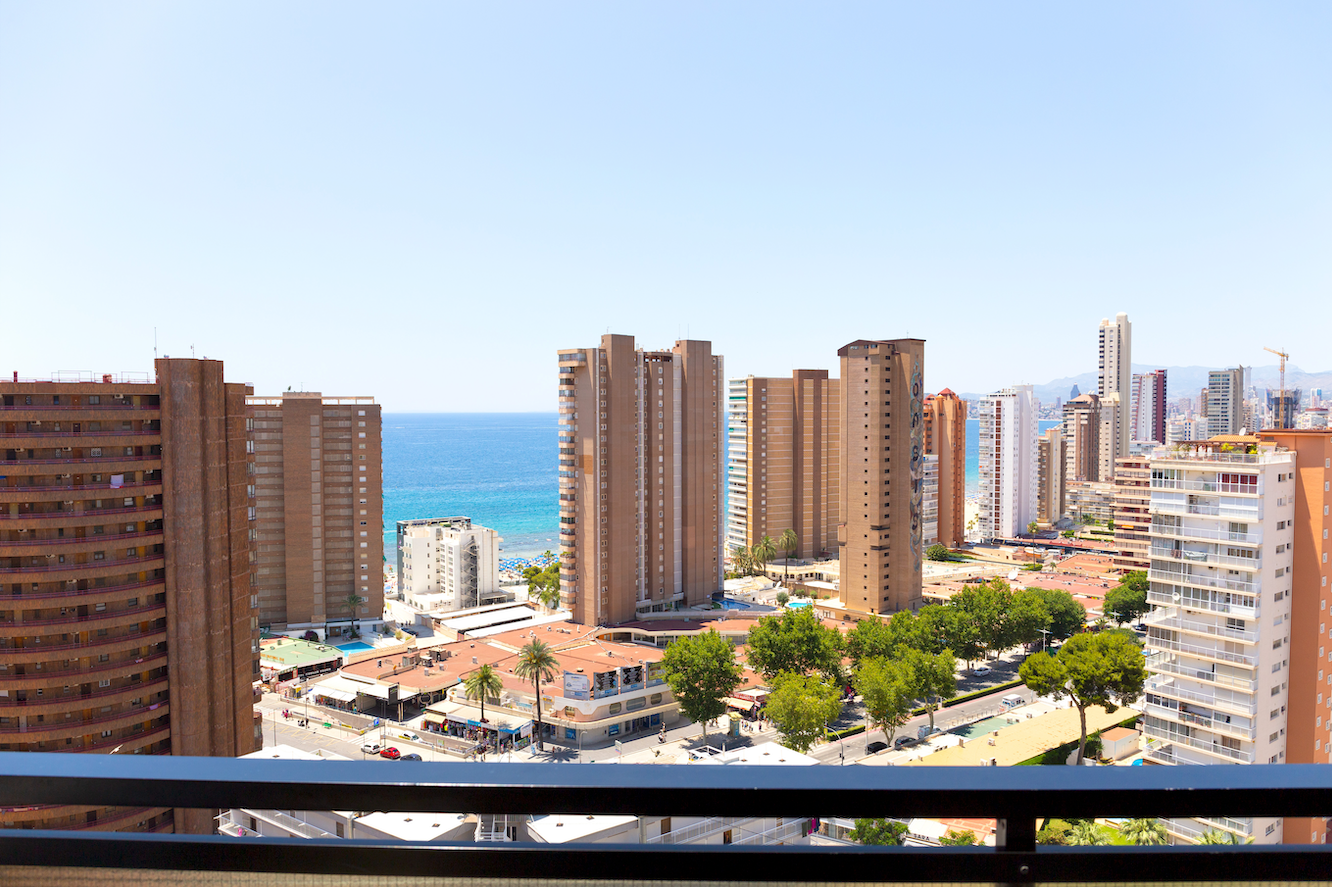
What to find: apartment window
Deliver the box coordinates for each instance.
[98,679,110,688]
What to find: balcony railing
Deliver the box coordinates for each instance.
[0,756,1329,882]
[1146,676,1258,717]
[1150,523,1262,545]
[1143,610,1257,644]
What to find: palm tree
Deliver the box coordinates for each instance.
[514,640,559,751]
[776,528,798,585]
[752,536,777,577]
[731,545,753,577]
[1067,820,1109,846]
[463,664,503,724]
[344,593,366,638]
[1198,829,1252,845]
[1121,818,1168,846]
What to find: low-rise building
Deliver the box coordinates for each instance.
[397,517,507,613]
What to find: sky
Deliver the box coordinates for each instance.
[1,3,1328,411]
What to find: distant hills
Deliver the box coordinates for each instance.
[959,364,1332,406]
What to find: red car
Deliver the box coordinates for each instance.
[379,747,401,760]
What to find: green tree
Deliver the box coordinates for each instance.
[521,552,562,608]
[514,640,559,751]
[939,829,978,846]
[1018,632,1146,765]
[925,543,951,562]
[1023,586,1087,640]
[660,629,742,744]
[1104,576,1149,625]
[763,670,843,753]
[777,527,798,585]
[463,664,503,724]
[1027,521,1039,536]
[1037,819,1073,845]
[1120,818,1168,846]
[902,647,957,731]
[949,579,1014,663]
[1198,829,1252,845]
[914,605,958,656]
[752,535,777,576]
[732,545,754,577]
[844,616,899,667]
[854,657,916,745]
[344,592,366,637]
[849,818,908,846]
[745,608,844,681]
[775,590,790,606]
[1068,820,1109,845]
[1007,588,1052,648]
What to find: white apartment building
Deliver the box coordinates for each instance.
[1167,418,1201,445]
[398,517,504,613]
[922,454,939,546]
[726,377,749,555]
[1206,368,1246,437]
[1098,313,1132,470]
[1141,440,1296,845]
[978,385,1038,540]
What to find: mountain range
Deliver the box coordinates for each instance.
[959,365,1332,406]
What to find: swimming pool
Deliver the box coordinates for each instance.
[336,641,375,653]
[717,599,751,610]
[786,600,810,609]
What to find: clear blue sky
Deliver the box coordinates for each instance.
[2,3,1327,411]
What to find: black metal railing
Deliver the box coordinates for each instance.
[0,754,1329,882]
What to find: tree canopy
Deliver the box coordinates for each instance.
[1104,572,1150,625]
[463,664,503,724]
[660,629,742,743]
[745,608,844,681]
[901,647,957,731]
[849,818,909,846]
[514,640,559,750]
[763,670,843,753]
[522,552,561,608]
[925,543,952,562]
[854,657,917,745]
[1018,632,1146,764]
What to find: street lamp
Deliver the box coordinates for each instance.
[1038,628,1051,653]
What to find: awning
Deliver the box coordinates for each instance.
[316,687,356,703]
[724,697,758,710]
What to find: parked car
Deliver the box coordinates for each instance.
[865,741,888,754]
[361,743,380,755]
[398,733,420,742]
[379,747,401,760]
[400,753,423,762]
[894,736,919,749]
[973,665,993,677]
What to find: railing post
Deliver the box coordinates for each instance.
[995,817,1036,852]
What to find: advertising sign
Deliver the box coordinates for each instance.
[563,671,590,701]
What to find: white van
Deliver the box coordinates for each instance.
[1000,694,1024,710]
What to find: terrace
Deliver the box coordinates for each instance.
[0,755,1327,884]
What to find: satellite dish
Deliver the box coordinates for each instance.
[1172,593,1181,603]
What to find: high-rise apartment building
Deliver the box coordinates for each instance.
[1036,426,1065,527]
[977,385,1038,540]
[725,372,840,560]
[1142,438,1293,845]
[248,393,383,636]
[1255,429,1332,845]
[1098,312,1132,468]
[1206,368,1246,437]
[0,360,259,835]
[924,389,967,548]
[1132,370,1168,444]
[397,517,504,613]
[1062,394,1102,485]
[1111,456,1151,571]
[921,454,939,546]
[836,339,926,616]
[558,336,724,625]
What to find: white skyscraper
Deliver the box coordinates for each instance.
[978,385,1038,540]
[1098,313,1132,473]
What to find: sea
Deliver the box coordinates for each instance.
[382,413,1058,561]
[382,413,560,562]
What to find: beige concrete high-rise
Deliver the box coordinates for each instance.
[0,360,259,835]
[248,393,384,635]
[558,335,724,626]
[924,389,966,548]
[1097,312,1131,471]
[1036,425,1065,527]
[1062,393,1102,486]
[837,339,926,616]
[1111,455,1151,571]
[725,372,840,560]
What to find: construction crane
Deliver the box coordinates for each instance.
[1264,346,1290,429]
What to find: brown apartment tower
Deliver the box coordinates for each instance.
[726,372,841,559]
[0,360,259,835]
[923,389,966,549]
[837,339,926,615]
[558,335,724,626]
[1257,429,1332,845]
[248,393,384,635]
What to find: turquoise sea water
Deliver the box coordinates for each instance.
[382,413,559,561]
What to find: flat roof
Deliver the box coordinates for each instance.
[527,814,638,844]
[424,700,531,732]
[355,811,472,842]
[260,636,344,668]
[440,604,543,632]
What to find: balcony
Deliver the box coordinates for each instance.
[1146,676,1257,717]
[1144,701,1257,741]
[1149,546,1260,571]
[1150,523,1261,545]
[1149,656,1257,692]
[0,755,1328,883]
[1147,588,1257,618]
[1143,610,1257,644]
[1149,568,1257,595]
[1145,633,1256,667]
[1144,728,1255,763]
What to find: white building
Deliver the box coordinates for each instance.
[1141,439,1295,845]
[1205,368,1246,437]
[978,385,1038,540]
[725,377,749,555]
[1098,312,1132,469]
[922,454,939,546]
[1166,417,1201,445]
[399,517,505,613]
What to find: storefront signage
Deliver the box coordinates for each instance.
[563,671,590,700]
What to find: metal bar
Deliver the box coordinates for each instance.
[0,754,1331,820]
[0,833,1329,882]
